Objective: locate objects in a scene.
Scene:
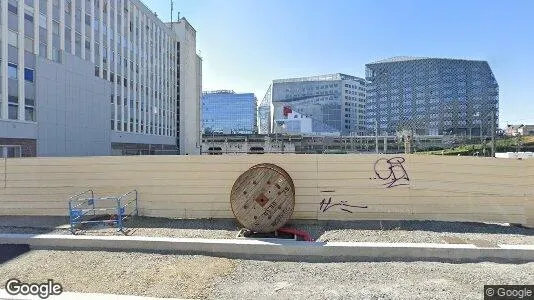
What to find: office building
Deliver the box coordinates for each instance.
[202,90,257,135]
[0,0,201,157]
[365,57,499,136]
[259,73,366,136]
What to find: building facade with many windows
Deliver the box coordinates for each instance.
[202,90,257,135]
[0,0,201,157]
[259,73,366,136]
[365,57,499,137]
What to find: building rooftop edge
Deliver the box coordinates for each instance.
[202,90,256,95]
[366,56,490,65]
[272,73,365,84]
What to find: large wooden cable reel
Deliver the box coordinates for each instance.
[230,163,295,233]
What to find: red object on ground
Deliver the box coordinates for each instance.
[277,227,314,242]
[283,106,292,116]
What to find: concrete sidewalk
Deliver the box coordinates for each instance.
[0,289,187,300]
[1,233,533,263]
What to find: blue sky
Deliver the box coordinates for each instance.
[146,0,534,128]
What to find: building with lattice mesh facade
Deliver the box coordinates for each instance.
[365,57,499,137]
[259,73,366,136]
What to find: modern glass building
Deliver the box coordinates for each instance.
[259,73,366,135]
[365,57,499,136]
[202,90,257,134]
[0,0,201,156]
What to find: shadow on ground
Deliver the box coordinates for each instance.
[1,216,533,240]
[0,244,30,264]
[285,219,534,240]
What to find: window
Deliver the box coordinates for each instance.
[8,30,18,47]
[39,13,47,29]
[24,37,34,52]
[8,3,18,14]
[53,21,60,34]
[8,104,18,120]
[24,11,34,22]
[24,68,34,82]
[8,63,18,79]
[25,107,35,121]
[25,97,35,106]
[8,95,19,104]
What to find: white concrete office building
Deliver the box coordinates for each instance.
[0,0,201,157]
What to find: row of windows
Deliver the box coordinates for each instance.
[3,0,177,131]
[7,63,35,82]
[344,83,365,91]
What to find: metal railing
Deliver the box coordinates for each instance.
[68,189,138,233]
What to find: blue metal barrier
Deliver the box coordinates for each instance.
[68,190,138,233]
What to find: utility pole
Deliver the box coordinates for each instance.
[375,120,378,154]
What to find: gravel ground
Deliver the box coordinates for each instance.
[1,216,533,245]
[0,249,236,299]
[0,249,533,300]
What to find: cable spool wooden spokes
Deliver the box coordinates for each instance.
[230,163,295,233]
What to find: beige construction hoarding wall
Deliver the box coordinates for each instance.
[0,155,533,227]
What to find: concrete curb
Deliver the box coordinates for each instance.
[1,234,533,263]
[0,289,186,300]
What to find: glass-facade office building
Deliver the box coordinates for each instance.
[259,73,366,135]
[365,57,499,136]
[202,90,257,134]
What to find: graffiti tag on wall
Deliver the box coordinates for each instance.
[319,197,368,213]
[372,157,410,188]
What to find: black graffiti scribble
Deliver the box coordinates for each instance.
[319,197,368,213]
[373,156,410,188]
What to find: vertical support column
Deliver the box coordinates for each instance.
[17,0,25,120]
[98,0,103,77]
[132,6,138,132]
[147,20,152,134]
[118,0,124,130]
[154,26,161,135]
[165,37,169,136]
[59,0,65,51]
[47,0,53,59]
[143,15,148,134]
[70,0,75,54]
[0,1,7,119]
[169,37,172,136]
[89,0,94,63]
[34,0,40,55]
[125,0,130,132]
[80,0,85,60]
[105,0,109,80]
[113,0,118,130]
[158,29,162,135]
[155,28,158,135]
